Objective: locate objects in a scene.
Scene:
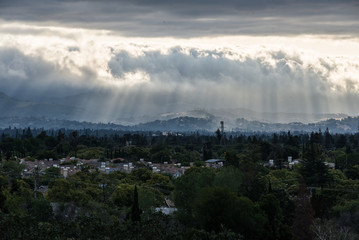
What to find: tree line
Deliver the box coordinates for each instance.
[1,128,359,239]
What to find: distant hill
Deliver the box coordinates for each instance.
[234,117,359,133]
[203,108,347,124]
[0,92,357,133]
[0,116,130,130]
[0,92,87,120]
[0,115,358,134]
[135,116,216,132]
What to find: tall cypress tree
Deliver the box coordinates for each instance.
[324,128,333,149]
[131,185,141,222]
[301,143,329,187]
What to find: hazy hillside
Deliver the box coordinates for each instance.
[0,114,358,134]
[0,92,87,120]
[0,92,357,133]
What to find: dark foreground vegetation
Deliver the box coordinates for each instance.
[1,127,359,239]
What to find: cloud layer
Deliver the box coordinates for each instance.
[0,0,358,37]
[0,47,99,99]
[106,47,359,115]
[1,31,359,117]
[0,0,358,119]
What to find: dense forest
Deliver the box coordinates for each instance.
[1,127,359,239]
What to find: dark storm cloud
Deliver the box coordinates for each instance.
[0,0,358,37]
[1,44,359,115]
[0,47,97,99]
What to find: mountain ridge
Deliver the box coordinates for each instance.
[0,115,358,134]
[0,92,355,133]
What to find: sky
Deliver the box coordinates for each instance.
[0,0,359,118]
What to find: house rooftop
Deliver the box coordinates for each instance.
[205,159,224,163]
